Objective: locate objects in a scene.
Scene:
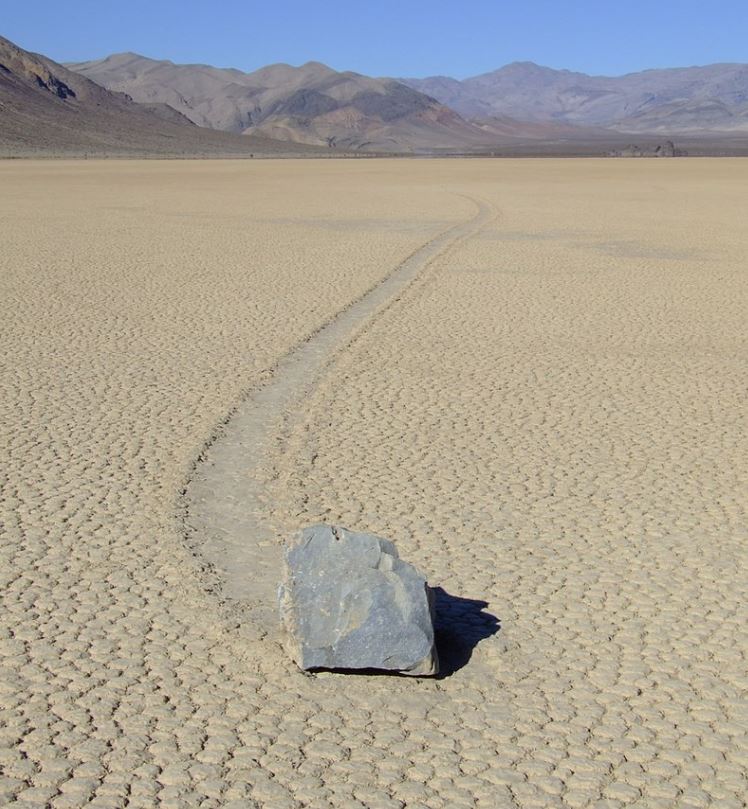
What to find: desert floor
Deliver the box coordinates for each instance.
[1,158,746,808]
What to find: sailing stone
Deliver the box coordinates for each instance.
[278,524,439,676]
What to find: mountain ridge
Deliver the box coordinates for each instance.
[67,52,492,151]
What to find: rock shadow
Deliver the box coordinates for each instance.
[432,586,501,678]
[301,587,500,680]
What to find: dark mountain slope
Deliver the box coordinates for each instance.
[0,35,319,156]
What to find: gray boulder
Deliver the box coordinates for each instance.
[278,524,438,676]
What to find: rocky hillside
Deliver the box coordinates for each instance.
[0,35,318,156]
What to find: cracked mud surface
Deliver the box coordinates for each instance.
[2,158,747,808]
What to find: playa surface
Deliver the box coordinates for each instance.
[1,158,746,808]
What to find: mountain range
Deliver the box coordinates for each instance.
[2,32,748,156]
[68,51,748,151]
[402,62,748,133]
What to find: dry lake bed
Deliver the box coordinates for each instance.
[1,158,746,808]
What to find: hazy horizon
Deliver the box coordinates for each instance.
[4,0,748,80]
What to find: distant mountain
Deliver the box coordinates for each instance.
[0,35,319,156]
[402,62,748,133]
[67,53,493,151]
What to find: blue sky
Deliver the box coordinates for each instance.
[4,0,747,78]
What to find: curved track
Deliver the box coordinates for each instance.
[184,196,495,635]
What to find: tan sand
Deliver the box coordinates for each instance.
[1,158,746,808]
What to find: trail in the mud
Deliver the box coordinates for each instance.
[184,197,494,635]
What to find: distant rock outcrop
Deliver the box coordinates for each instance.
[608,140,688,157]
[279,525,439,676]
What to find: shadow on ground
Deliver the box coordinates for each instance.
[303,586,500,680]
[433,586,501,678]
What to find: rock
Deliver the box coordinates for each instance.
[608,140,686,157]
[278,524,439,676]
[655,140,676,157]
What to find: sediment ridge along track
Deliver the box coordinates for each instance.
[184,195,496,635]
